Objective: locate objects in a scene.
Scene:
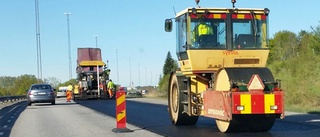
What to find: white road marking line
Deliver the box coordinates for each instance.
[0,132,4,135]
[8,106,18,113]
[3,125,7,128]
[306,119,320,122]
[7,120,11,123]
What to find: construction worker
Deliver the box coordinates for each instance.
[107,79,114,98]
[192,22,213,47]
[103,69,110,80]
[66,83,73,102]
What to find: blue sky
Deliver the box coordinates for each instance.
[0,0,319,87]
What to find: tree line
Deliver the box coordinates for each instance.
[0,75,75,96]
[267,25,320,112]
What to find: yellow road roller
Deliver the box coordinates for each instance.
[164,0,284,132]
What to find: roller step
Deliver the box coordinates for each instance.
[181,101,188,104]
[182,78,188,83]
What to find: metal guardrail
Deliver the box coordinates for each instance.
[0,95,27,105]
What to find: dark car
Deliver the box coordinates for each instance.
[126,90,142,98]
[27,84,56,106]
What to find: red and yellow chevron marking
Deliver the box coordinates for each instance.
[116,91,127,128]
[189,13,266,20]
[190,13,227,19]
[232,91,283,114]
[232,14,267,20]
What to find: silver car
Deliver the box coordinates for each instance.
[56,89,67,98]
[27,84,56,106]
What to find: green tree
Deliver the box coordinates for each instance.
[0,76,16,88]
[268,30,298,63]
[44,77,61,89]
[0,75,39,96]
[58,79,77,87]
[0,76,16,96]
[12,75,38,95]
[268,31,299,75]
[0,87,7,96]
[158,51,178,97]
[157,74,170,97]
[162,51,177,75]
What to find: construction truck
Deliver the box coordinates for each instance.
[74,48,111,100]
[164,0,284,132]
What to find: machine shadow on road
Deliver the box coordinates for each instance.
[75,99,320,137]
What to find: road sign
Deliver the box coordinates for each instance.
[247,74,265,91]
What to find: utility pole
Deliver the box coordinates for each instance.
[94,35,98,48]
[116,48,119,84]
[150,71,152,86]
[64,12,72,80]
[145,67,147,86]
[35,0,42,82]
[138,63,140,87]
[129,56,132,88]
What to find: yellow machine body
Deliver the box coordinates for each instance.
[166,6,284,132]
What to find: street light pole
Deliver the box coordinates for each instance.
[145,67,147,86]
[35,0,42,82]
[129,56,132,88]
[116,48,119,84]
[138,63,140,87]
[94,35,98,48]
[64,12,72,80]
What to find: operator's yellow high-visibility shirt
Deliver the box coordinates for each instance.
[192,23,213,42]
[107,81,114,89]
[197,23,213,35]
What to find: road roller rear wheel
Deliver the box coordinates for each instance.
[216,119,235,133]
[214,68,277,132]
[168,73,198,125]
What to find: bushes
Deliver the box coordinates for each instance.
[157,74,170,98]
[268,29,320,113]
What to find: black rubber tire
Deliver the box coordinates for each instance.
[216,114,276,132]
[82,90,88,100]
[168,72,198,125]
